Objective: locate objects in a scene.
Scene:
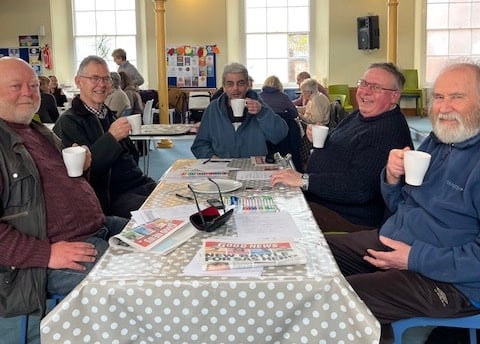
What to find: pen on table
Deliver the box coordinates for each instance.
[175,193,194,201]
[202,158,211,164]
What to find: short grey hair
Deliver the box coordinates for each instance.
[300,78,320,94]
[77,55,108,75]
[110,71,121,88]
[222,62,249,86]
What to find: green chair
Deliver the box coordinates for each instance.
[401,69,423,116]
[328,84,353,113]
[328,93,346,108]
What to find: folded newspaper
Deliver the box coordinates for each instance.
[109,218,196,254]
[201,238,306,271]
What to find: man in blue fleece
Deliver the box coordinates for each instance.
[326,62,480,342]
[191,62,288,158]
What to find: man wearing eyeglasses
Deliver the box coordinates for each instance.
[191,62,288,159]
[53,55,157,218]
[272,62,413,232]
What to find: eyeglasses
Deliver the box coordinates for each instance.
[187,178,234,232]
[357,79,398,93]
[79,75,113,85]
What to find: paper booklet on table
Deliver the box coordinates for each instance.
[109,218,196,254]
[200,238,306,271]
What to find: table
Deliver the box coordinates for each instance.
[129,124,196,175]
[40,159,380,343]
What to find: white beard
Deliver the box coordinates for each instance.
[431,112,480,143]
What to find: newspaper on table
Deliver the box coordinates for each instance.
[201,238,306,271]
[109,218,192,253]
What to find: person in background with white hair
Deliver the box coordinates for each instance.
[105,71,131,116]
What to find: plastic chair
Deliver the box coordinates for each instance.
[401,69,423,116]
[328,84,353,112]
[188,91,211,123]
[391,314,480,344]
[19,294,65,344]
[142,99,154,125]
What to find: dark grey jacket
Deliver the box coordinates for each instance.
[0,120,57,317]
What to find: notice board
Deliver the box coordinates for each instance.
[167,44,218,88]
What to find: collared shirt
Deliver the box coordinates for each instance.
[83,102,109,119]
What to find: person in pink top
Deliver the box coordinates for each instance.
[0,57,128,339]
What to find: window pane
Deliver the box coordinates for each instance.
[96,11,117,35]
[267,8,287,32]
[246,0,266,8]
[246,34,267,58]
[288,0,308,6]
[427,30,449,55]
[472,29,480,54]
[288,7,309,32]
[73,0,94,11]
[267,0,287,6]
[115,36,137,59]
[95,35,115,59]
[75,12,96,35]
[449,3,471,28]
[266,59,288,81]
[289,34,308,57]
[425,56,450,84]
[449,29,471,55]
[246,8,266,33]
[426,4,448,29]
[96,0,115,11]
[75,36,97,61]
[247,58,267,83]
[472,3,480,27]
[116,10,136,34]
[267,34,287,58]
[115,0,135,10]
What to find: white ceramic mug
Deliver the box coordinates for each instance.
[404,150,431,186]
[62,146,86,177]
[312,125,329,148]
[127,114,142,134]
[231,99,246,118]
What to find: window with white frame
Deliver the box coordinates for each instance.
[426,0,480,84]
[245,0,309,88]
[72,0,138,72]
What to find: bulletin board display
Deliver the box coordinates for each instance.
[167,45,219,88]
[0,46,42,75]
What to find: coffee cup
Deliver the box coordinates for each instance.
[404,150,431,186]
[231,99,246,118]
[62,146,86,177]
[127,114,142,134]
[312,125,329,148]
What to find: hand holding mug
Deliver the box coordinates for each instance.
[109,117,131,141]
[245,98,261,115]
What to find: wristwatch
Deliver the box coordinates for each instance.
[301,173,309,191]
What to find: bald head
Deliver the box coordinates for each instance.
[0,57,40,124]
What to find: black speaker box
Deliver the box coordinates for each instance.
[357,16,379,50]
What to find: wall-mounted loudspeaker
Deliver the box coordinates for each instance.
[357,15,379,50]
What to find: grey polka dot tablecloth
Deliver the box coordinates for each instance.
[40,159,380,343]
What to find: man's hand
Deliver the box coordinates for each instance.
[48,241,98,271]
[108,117,131,141]
[385,147,411,185]
[271,168,302,187]
[363,235,411,270]
[245,98,261,115]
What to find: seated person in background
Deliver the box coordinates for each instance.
[48,75,68,107]
[293,71,329,106]
[326,61,480,343]
[296,78,330,125]
[119,71,144,114]
[38,75,60,123]
[53,55,157,218]
[105,72,132,116]
[0,57,128,338]
[111,48,144,89]
[259,75,298,118]
[191,62,288,158]
[271,62,413,232]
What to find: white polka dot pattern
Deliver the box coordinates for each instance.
[40,159,380,343]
